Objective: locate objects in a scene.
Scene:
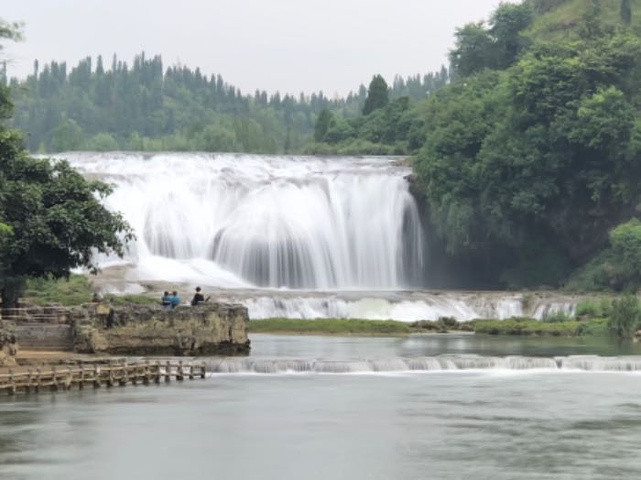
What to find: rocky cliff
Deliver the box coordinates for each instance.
[71,303,250,356]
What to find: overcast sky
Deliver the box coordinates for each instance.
[2,0,512,96]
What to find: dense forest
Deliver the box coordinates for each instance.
[3,53,448,154]
[413,0,641,290]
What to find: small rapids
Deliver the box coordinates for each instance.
[205,355,641,374]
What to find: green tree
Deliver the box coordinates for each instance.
[362,75,389,115]
[449,23,494,77]
[0,23,133,308]
[489,2,533,68]
[51,118,85,152]
[314,109,333,142]
[608,295,641,338]
[621,0,632,25]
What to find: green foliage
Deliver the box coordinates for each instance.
[0,36,134,307]
[414,19,641,287]
[248,318,412,336]
[450,3,534,77]
[314,109,333,142]
[567,220,641,292]
[608,294,641,338]
[575,297,612,318]
[542,310,573,323]
[471,317,581,336]
[362,75,389,115]
[8,51,448,155]
[621,0,632,24]
[22,274,93,306]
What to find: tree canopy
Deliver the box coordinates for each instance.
[415,3,641,288]
[362,75,390,115]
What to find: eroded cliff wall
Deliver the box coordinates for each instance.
[71,303,250,356]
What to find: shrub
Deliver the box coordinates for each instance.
[608,295,641,338]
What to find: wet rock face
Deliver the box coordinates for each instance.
[71,303,250,356]
[0,322,18,366]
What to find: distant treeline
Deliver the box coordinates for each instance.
[3,53,449,154]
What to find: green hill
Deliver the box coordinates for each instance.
[527,0,641,39]
[411,0,641,291]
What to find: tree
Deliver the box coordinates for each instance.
[449,23,494,77]
[362,75,389,115]
[0,23,133,308]
[621,0,632,25]
[489,2,533,68]
[314,109,333,142]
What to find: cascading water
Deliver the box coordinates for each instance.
[63,152,425,290]
[206,355,641,374]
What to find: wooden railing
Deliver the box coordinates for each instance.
[1,306,70,324]
[0,360,207,395]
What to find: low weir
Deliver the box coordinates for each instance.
[206,355,641,374]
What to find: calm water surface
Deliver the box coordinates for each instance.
[1,334,641,480]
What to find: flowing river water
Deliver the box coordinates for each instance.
[2,334,641,480]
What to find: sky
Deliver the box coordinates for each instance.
[2,0,513,97]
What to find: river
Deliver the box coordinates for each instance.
[2,334,641,480]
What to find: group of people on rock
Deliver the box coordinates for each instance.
[161,287,207,310]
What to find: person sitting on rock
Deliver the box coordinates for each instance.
[169,291,181,309]
[161,291,172,310]
[191,287,205,306]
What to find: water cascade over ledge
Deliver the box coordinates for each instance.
[63,153,425,290]
[207,355,641,374]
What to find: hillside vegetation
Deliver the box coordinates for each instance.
[411,0,641,290]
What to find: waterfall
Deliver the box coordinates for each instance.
[63,152,424,290]
[206,355,641,374]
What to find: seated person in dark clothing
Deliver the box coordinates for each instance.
[191,287,205,306]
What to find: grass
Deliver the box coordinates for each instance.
[248,318,412,336]
[471,317,608,337]
[23,275,94,306]
[526,0,641,41]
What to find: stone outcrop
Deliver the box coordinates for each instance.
[0,322,18,366]
[70,303,250,356]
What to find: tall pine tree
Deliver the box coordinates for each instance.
[621,0,632,25]
[362,75,389,115]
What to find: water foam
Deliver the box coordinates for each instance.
[62,152,424,290]
[205,356,641,374]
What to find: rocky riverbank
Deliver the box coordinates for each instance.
[72,302,251,356]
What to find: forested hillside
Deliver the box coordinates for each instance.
[413,0,641,290]
[3,53,447,154]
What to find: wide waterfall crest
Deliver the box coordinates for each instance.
[64,153,424,290]
[207,356,641,374]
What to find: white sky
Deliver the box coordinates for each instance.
[2,0,512,96]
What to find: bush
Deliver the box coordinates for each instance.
[608,295,641,338]
[542,310,573,323]
[575,298,612,318]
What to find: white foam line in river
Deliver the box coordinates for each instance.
[204,355,641,375]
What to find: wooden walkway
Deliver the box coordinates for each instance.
[0,361,207,395]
